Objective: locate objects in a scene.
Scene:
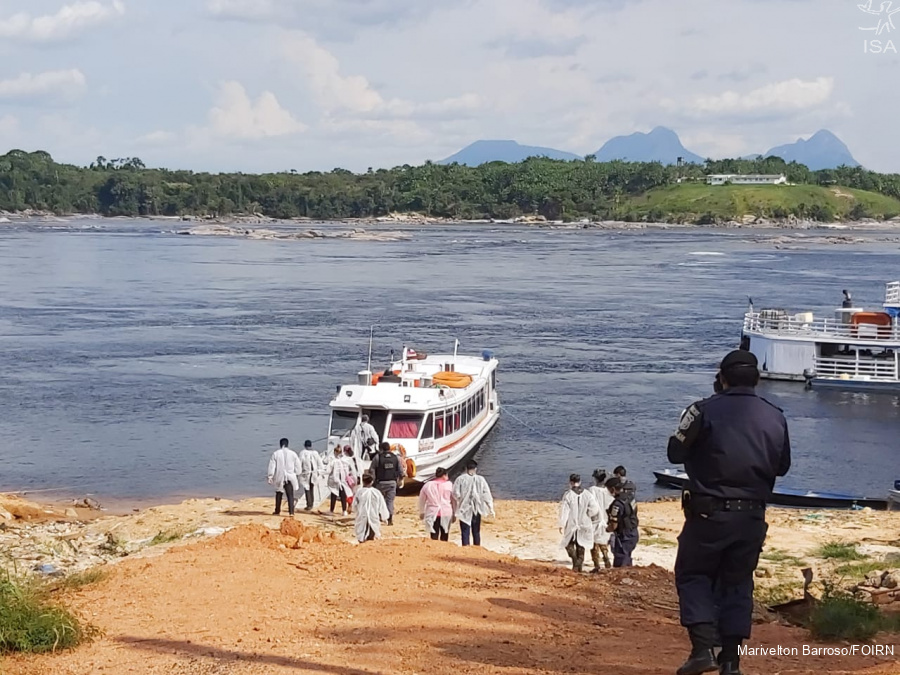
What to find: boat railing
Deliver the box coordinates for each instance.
[813,356,899,381]
[743,312,900,341]
[887,282,900,306]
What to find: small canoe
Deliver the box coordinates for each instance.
[653,469,888,511]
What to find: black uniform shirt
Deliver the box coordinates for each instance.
[667,387,791,501]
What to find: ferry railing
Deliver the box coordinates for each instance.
[743,313,900,341]
[813,357,899,381]
[887,282,900,305]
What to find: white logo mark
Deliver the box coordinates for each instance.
[859,0,900,35]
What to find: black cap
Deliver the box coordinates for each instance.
[304,440,312,448]
[720,349,758,370]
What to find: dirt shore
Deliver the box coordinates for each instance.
[3,494,900,674]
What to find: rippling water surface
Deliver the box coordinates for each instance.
[1,218,899,503]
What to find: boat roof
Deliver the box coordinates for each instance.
[330,353,498,413]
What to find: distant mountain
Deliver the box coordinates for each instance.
[592,126,705,165]
[764,130,860,170]
[439,140,582,166]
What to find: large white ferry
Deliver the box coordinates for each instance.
[740,282,900,392]
[326,344,500,482]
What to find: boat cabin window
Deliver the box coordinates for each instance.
[421,414,434,439]
[435,411,445,438]
[388,414,422,439]
[330,410,358,437]
[361,409,389,442]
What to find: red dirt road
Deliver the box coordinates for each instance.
[6,524,899,675]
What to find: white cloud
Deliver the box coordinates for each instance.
[206,0,274,21]
[207,81,307,140]
[135,130,178,146]
[0,70,87,103]
[0,1,125,42]
[281,31,482,125]
[681,77,835,116]
[206,0,441,34]
[283,32,385,113]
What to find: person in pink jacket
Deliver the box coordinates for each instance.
[418,467,456,541]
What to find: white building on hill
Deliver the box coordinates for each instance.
[706,174,787,186]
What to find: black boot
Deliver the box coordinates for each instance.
[677,624,719,675]
[676,651,718,675]
[718,637,742,675]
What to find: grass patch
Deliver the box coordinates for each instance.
[53,568,108,592]
[622,183,900,223]
[834,561,888,580]
[761,549,792,562]
[149,530,184,546]
[761,549,809,567]
[809,589,884,642]
[815,542,866,561]
[0,574,99,654]
[642,535,677,548]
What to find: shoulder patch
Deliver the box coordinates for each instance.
[678,403,701,431]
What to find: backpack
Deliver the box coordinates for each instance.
[621,479,637,506]
[375,452,400,482]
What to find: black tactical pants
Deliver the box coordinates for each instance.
[675,509,768,640]
[613,528,639,567]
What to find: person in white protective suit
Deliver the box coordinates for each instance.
[326,445,353,516]
[452,459,495,547]
[267,438,301,517]
[418,467,456,541]
[350,414,379,459]
[296,440,324,512]
[588,468,614,571]
[354,472,390,542]
[558,473,600,573]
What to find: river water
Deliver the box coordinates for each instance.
[1,218,898,504]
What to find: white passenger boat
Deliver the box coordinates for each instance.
[740,282,900,392]
[326,344,500,483]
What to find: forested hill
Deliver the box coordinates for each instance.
[2,150,900,224]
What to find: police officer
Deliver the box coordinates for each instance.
[668,350,791,675]
[370,441,404,526]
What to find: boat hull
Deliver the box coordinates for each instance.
[808,377,900,394]
[653,471,888,511]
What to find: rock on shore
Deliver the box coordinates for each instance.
[174,224,411,242]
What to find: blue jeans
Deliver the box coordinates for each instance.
[460,514,482,546]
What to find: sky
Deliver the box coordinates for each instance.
[0,0,897,173]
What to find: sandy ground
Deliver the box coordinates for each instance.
[3,494,900,674]
[5,494,900,581]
